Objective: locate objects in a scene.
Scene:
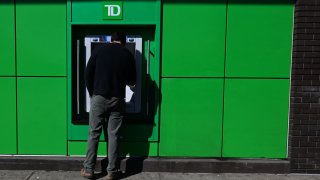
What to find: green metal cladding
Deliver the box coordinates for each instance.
[0,78,16,154]
[0,1,15,76]
[226,0,294,78]
[0,0,293,158]
[223,79,290,158]
[18,78,67,155]
[162,1,226,77]
[16,0,67,76]
[160,78,224,157]
[160,0,293,158]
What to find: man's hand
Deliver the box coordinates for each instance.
[128,85,135,92]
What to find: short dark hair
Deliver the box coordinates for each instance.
[111,32,126,45]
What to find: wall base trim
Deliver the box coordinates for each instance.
[0,156,289,173]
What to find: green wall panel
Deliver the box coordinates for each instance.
[226,0,294,78]
[119,142,158,157]
[68,141,107,156]
[18,78,67,155]
[0,0,15,76]
[16,0,66,76]
[72,0,159,24]
[68,141,157,157]
[162,1,226,77]
[160,78,223,157]
[223,79,290,158]
[0,78,16,154]
[69,123,158,142]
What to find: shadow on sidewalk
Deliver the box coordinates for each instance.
[93,157,147,179]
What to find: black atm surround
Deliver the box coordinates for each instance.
[71,25,158,125]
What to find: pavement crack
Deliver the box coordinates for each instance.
[25,171,35,180]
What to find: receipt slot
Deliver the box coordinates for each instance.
[84,35,142,113]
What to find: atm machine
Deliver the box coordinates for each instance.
[84,35,142,113]
[68,1,160,154]
[73,34,150,124]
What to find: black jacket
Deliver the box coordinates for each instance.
[85,43,136,98]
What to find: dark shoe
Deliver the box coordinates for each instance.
[105,171,121,180]
[80,168,94,179]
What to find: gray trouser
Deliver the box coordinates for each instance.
[83,95,124,173]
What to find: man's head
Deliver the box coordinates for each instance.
[111,32,126,45]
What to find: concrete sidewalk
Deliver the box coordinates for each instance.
[0,170,320,180]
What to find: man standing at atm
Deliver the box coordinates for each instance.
[81,32,136,180]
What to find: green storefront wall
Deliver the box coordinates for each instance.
[16,0,66,76]
[162,0,226,77]
[160,78,224,157]
[226,0,294,78]
[223,79,290,158]
[159,0,293,158]
[0,78,16,154]
[0,0,293,158]
[13,0,67,155]
[17,78,67,155]
[0,0,15,76]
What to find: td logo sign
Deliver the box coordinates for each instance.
[103,1,123,20]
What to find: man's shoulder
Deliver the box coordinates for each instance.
[96,43,133,59]
[107,43,129,52]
